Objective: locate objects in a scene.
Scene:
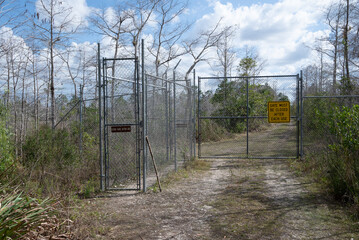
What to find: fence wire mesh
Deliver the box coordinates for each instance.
[198,75,299,158]
[103,58,140,190]
[145,74,170,186]
[144,74,195,188]
[302,96,359,158]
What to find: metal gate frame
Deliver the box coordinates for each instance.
[197,74,302,159]
[99,57,142,191]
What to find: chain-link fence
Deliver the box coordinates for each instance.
[198,75,299,159]
[94,51,197,191]
[144,74,195,188]
[302,95,359,157]
[40,53,195,193]
[101,58,140,191]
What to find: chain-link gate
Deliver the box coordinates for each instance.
[97,41,196,192]
[198,75,300,159]
[101,57,141,190]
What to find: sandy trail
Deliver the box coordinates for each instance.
[74,124,359,239]
[74,156,359,239]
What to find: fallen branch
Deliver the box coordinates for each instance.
[145,136,162,192]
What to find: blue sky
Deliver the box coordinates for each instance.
[0,0,336,99]
[2,0,334,87]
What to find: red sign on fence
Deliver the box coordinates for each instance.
[111,126,132,133]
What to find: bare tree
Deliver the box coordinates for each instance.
[127,0,160,58]
[31,0,82,128]
[27,46,46,131]
[318,0,359,94]
[181,19,228,125]
[147,0,190,76]
[342,0,351,93]
[78,45,97,97]
[183,19,227,85]
[1,33,30,155]
[215,26,238,78]
[90,4,130,62]
[59,46,80,98]
[90,4,131,121]
[322,2,345,93]
[0,0,25,42]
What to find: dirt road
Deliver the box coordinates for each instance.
[74,154,359,239]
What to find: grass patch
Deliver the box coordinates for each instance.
[148,158,211,192]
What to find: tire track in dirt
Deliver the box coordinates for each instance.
[77,159,230,239]
[263,160,359,240]
[209,157,359,239]
[75,156,359,239]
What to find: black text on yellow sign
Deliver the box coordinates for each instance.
[267,101,290,123]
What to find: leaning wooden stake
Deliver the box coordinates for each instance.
[145,136,162,192]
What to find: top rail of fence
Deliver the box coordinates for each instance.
[103,57,137,61]
[303,95,359,99]
[145,73,193,89]
[198,74,298,80]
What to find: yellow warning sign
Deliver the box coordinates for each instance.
[268,101,290,123]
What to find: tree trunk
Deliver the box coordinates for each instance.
[50,28,55,129]
[343,0,350,93]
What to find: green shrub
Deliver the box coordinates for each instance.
[0,104,13,173]
[22,125,79,173]
[327,105,359,203]
[21,125,99,195]
[201,119,230,142]
[301,101,359,214]
[211,80,275,133]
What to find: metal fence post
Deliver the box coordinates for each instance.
[198,77,201,158]
[136,55,141,191]
[141,39,147,192]
[246,77,249,158]
[165,80,169,163]
[172,60,181,170]
[103,58,109,189]
[296,73,300,159]
[189,77,193,161]
[193,69,196,159]
[173,70,177,171]
[98,43,104,191]
[300,70,304,158]
[79,84,83,155]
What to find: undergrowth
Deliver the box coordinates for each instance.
[21,125,99,197]
[298,103,359,217]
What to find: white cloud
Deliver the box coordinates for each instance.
[36,0,92,29]
[192,0,333,75]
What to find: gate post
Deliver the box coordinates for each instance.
[79,84,83,155]
[198,77,201,158]
[98,43,104,191]
[246,77,249,158]
[103,58,109,189]
[193,69,196,159]
[300,70,304,158]
[296,73,300,159]
[165,79,169,164]
[173,70,177,171]
[141,40,147,192]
